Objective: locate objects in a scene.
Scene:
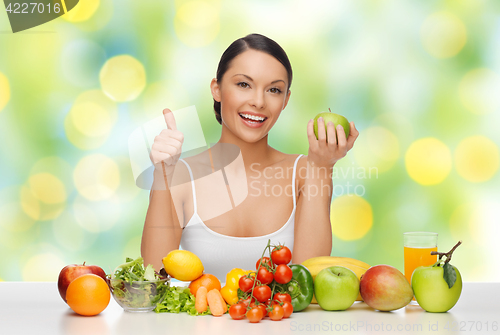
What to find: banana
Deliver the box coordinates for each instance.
[301,256,371,303]
[305,262,369,281]
[302,256,370,270]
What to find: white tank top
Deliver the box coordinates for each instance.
[178,154,303,282]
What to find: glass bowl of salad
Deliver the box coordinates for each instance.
[107,257,170,312]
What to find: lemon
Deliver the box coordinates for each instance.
[162,250,204,281]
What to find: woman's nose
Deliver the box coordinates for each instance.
[249,90,266,109]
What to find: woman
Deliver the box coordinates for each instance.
[141,34,358,280]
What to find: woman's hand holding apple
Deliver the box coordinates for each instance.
[306,116,358,169]
[149,108,184,178]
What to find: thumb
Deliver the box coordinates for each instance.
[163,108,177,130]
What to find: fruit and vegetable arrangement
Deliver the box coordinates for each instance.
[54,108,464,318]
[57,239,463,318]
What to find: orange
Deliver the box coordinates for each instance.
[189,274,221,297]
[66,274,110,316]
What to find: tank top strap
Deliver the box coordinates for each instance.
[178,159,197,214]
[292,154,304,208]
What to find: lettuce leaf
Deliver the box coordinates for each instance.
[111,257,147,281]
[144,264,156,281]
[154,286,211,316]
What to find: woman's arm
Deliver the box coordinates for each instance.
[141,167,184,272]
[292,118,359,263]
[292,160,333,263]
[141,109,185,271]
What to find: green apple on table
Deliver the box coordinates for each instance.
[314,266,359,311]
[313,109,350,141]
[412,241,463,313]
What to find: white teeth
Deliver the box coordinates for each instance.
[240,113,265,121]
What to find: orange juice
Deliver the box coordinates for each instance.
[404,246,438,283]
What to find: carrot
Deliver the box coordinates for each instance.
[207,289,226,316]
[195,287,208,313]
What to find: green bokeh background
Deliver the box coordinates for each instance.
[0,0,499,282]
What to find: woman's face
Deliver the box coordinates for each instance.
[211,49,291,143]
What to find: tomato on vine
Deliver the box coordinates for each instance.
[271,245,292,265]
[246,307,264,323]
[281,301,293,318]
[274,264,293,284]
[256,256,273,270]
[250,301,267,317]
[237,239,295,323]
[229,303,246,320]
[273,293,292,303]
[257,267,274,285]
[268,303,285,321]
[239,275,255,293]
[253,284,272,303]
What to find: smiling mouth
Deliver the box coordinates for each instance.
[238,113,267,123]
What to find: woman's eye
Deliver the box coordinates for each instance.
[269,87,282,94]
[237,82,249,88]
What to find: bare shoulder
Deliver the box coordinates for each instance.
[275,152,308,195]
[272,151,307,179]
[179,150,213,175]
[180,151,206,167]
[267,150,299,165]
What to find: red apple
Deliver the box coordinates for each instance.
[57,262,107,303]
[359,264,413,311]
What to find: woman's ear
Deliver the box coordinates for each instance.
[210,78,221,102]
[282,89,291,110]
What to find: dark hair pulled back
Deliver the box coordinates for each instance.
[213,33,293,125]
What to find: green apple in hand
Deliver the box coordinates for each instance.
[412,241,463,313]
[313,108,350,141]
[314,266,359,311]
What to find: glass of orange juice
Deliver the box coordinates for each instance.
[404,232,438,303]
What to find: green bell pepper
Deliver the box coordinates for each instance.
[286,264,314,312]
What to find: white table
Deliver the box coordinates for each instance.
[0,282,498,335]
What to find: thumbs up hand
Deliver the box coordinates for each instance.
[149,108,184,177]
